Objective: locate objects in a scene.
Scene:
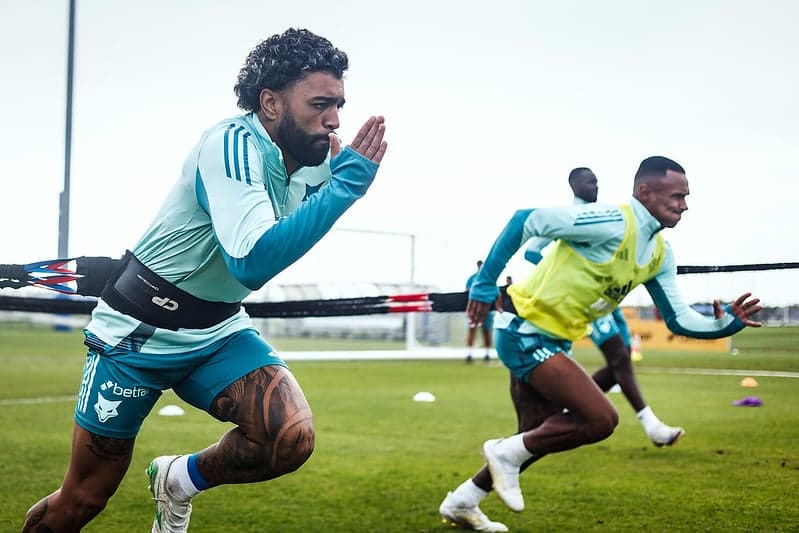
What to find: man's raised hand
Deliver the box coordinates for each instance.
[348,116,387,163]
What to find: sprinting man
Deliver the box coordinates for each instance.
[525,167,684,447]
[465,260,494,362]
[438,156,761,531]
[22,28,387,532]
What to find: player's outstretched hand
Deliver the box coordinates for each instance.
[331,115,387,163]
[467,298,492,328]
[714,292,762,327]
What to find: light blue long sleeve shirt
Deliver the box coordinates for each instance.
[86,113,379,353]
[470,198,746,340]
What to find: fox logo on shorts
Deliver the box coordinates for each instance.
[94,392,122,423]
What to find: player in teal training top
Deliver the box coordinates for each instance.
[438,157,761,532]
[23,28,387,533]
[524,167,684,448]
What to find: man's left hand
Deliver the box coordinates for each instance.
[714,292,762,327]
[467,298,492,328]
[331,115,387,163]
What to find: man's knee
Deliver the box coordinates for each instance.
[213,366,315,478]
[269,417,315,476]
[583,406,619,443]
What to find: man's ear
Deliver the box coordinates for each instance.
[259,89,280,121]
[633,180,649,202]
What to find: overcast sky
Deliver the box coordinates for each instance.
[1,0,797,305]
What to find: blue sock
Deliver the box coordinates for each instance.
[187,453,211,491]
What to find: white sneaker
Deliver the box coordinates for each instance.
[439,492,508,532]
[649,423,685,447]
[148,455,192,533]
[482,439,524,512]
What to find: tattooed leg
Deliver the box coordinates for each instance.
[22,425,133,532]
[198,366,315,486]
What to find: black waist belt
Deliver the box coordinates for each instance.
[101,251,241,330]
[500,285,518,315]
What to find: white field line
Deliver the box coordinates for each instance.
[638,367,799,378]
[0,395,75,406]
[2,351,797,407]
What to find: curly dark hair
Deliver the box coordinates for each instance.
[234,28,349,112]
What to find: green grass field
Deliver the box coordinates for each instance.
[1,324,798,532]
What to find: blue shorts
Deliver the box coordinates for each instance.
[74,328,287,439]
[589,315,621,347]
[589,312,631,347]
[495,318,572,382]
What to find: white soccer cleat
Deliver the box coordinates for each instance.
[148,455,192,533]
[439,492,508,532]
[482,439,524,512]
[649,423,686,447]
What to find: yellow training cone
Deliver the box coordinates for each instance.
[740,377,758,388]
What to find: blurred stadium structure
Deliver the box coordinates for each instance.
[247,282,448,343]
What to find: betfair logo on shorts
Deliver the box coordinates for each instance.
[152,296,179,311]
[100,380,149,398]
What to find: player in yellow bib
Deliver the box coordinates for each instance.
[524,167,684,448]
[438,156,761,531]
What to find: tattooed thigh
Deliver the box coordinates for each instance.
[210,366,314,470]
[86,434,135,462]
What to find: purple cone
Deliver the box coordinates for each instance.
[732,396,763,407]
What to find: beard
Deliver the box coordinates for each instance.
[276,111,330,167]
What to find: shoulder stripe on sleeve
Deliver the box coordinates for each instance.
[577,211,621,219]
[223,124,235,179]
[223,124,252,184]
[574,209,624,226]
[232,126,244,181]
[242,132,251,184]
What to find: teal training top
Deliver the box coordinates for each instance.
[86,113,379,354]
[471,198,746,340]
